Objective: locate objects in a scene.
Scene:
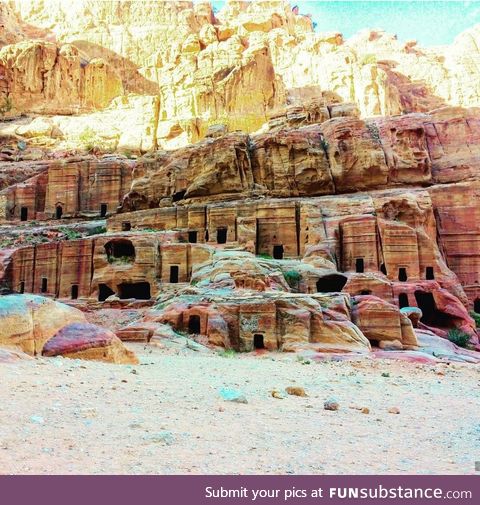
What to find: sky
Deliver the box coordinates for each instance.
[210,1,480,46]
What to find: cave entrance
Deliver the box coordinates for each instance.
[426,266,435,280]
[40,278,48,293]
[398,267,408,282]
[398,293,409,308]
[118,282,151,300]
[316,274,348,293]
[56,205,63,219]
[360,290,371,295]
[19,281,25,294]
[172,190,186,202]
[253,334,265,349]
[105,239,135,261]
[188,315,201,334]
[188,231,198,243]
[474,298,480,313]
[273,245,284,259]
[20,207,28,221]
[170,265,179,283]
[380,263,387,275]
[98,283,115,302]
[122,221,131,231]
[71,284,79,300]
[217,227,227,244]
[100,203,108,217]
[355,258,365,273]
[414,290,453,327]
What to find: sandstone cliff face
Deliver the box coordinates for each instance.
[0,40,123,113]
[0,156,133,222]
[121,107,480,209]
[2,0,480,151]
[1,0,479,355]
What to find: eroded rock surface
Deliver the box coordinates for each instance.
[0,1,479,359]
[0,294,137,363]
[43,322,138,364]
[2,1,480,152]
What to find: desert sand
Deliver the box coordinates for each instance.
[1,344,478,475]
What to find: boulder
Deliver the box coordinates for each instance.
[43,322,138,364]
[0,294,86,355]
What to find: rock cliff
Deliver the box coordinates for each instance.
[2,0,480,151]
[0,0,479,358]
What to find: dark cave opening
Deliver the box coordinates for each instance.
[188,315,201,334]
[105,239,135,261]
[316,274,348,293]
[217,227,227,244]
[398,268,408,282]
[398,292,409,308]
[169,265,179,283]
[355,258,365,273]
[117,282,151,300]
[273,245,284,259]
[474,298,480,314]
[98,284,115,302]
[172,190,186,202]
[253,334,265,349]
[414,290,455,328]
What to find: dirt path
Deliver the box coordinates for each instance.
[1,344,478,475]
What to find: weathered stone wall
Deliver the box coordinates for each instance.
[2,232,213,301]
[0,41,123,114]
[0,157,133,221]
[120,107,480,211]
[108,182,477,313]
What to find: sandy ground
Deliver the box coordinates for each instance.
[0,343,479,475]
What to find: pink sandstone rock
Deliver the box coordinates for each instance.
[43,322,138,364]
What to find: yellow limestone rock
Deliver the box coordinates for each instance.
[2,0,480,151]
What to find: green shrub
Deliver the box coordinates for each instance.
[218,349,236,358]
[447,329,470,348]
[77,127,113,153]
[470,311,480,328]
[258,253,272,259]
[59,227,81,240]
[107,255,133,264]
[284,270,301,289]
[366,122,381,144]
[78,127,97,151]
[86,225,107,236]
[296,355,311,365]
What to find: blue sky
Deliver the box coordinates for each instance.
[210,1,480,46]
